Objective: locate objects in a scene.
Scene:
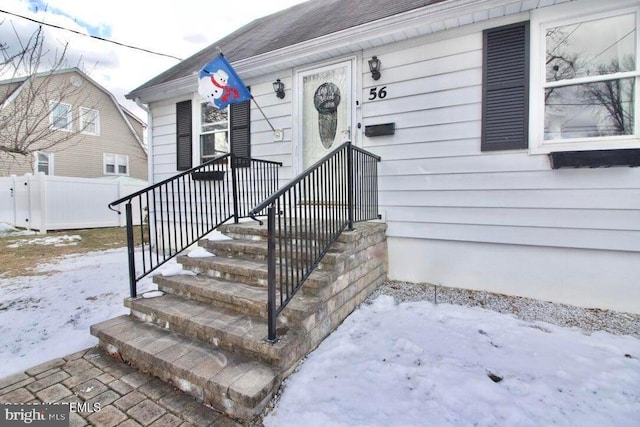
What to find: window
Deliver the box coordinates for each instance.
[104,153,129,175]
[200,102,229,163]
[50,101,72,131]
[34,152,53,175]
[79,107,100,135]
[530,4,639,153]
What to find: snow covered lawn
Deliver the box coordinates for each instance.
[1,247,638,426]
[265,296,640,427]
[0,248,154,378]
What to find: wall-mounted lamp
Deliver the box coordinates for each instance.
[273,79,285,99]
[368,56,381,81]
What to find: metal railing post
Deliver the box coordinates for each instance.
[231,154,240,223]
[347,141,354,231]
[125,203,137,298]
[267,205,277,342]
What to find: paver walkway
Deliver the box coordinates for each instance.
[0,346,242,427]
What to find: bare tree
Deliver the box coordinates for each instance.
[582,57,635,136]
[0,22,96,160]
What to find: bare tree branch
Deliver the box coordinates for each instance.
[1,23,99,166]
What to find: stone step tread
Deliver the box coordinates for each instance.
[199,238,341,263]
[125,294,295,365]
[90,315,279,411]
[178,255,334,288]
[218,221,385,243]
[153,274,321,320]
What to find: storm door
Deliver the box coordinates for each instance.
[298,60,353,170]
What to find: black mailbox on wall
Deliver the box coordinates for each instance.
[365,123,395,137]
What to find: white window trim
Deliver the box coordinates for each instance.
[34,152,54,175]
[529,1,640,154]
[79,107,100,136]
[49,100,72,132]
[103,153,129,176]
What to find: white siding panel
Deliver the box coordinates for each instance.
[387,221,639,252]
[386,206,640,231]
[363,86,482,117]
[365,103,481,130]
[379,169,640,190]
[380,189,640,210]
[364,122,481,147]
[379,153,548,175]
[362,69,482,102]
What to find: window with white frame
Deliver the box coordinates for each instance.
[35,152,53,175]
[200,102,229,163]
[103,153,129,175]
[530,5,639,153]
[79,107,100,135]
[50,101,72,131]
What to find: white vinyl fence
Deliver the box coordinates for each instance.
[0,173,148,232]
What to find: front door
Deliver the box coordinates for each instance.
[298,60,353,170]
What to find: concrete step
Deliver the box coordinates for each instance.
[154,274,321,327]
[217,220,351,243]
[124,293,300,368]
[90,315,279,421]
[177,255,334,296]
[199,238,342,267]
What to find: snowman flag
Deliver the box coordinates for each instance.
[198,54,252,110]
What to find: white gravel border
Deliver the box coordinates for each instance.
[368,281,640,339]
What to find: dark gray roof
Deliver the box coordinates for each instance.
[129,0,447,95]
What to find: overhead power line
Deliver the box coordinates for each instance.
[0,8,183,61]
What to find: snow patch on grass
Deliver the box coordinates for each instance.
[7,235,82,248]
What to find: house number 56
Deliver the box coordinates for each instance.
[368,86,387,100]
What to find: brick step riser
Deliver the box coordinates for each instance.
[179,241,386,303]
[178,258,332,295]
[92,328,276,421]
[200,240,342,266]
[153,276,314,325]
[125,301,298,369]
[217,223,383,245]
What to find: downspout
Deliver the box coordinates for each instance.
[134,97,153,184]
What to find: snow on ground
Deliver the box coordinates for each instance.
[0,223,36,237]
[6,234,82,248]
[0,248,161,378]
[1,242,639,426]
[265,296,640,427]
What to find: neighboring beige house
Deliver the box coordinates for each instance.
[0,68,147,180]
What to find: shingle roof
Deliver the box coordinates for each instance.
[129,0,447,95]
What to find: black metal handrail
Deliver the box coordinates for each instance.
[248,141,381,342]
[109,154,282,298]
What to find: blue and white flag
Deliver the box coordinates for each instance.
[198,55,252,110]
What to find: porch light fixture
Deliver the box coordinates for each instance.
[368,56,381,80]
[273,79,285,99]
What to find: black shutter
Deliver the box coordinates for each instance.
[230,100,251,167]
[176,100,192,170]
[482,22,529,151]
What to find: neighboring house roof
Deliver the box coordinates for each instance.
[129,0,447,96]
[0,68,147,153]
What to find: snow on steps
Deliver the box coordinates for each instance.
[91,221,387,422]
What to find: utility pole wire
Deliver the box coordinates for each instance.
[0,8,183,61]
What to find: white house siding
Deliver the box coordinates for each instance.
[360,19,640,314]
[144,7,639,314]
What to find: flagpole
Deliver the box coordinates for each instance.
[251,97,277,133]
